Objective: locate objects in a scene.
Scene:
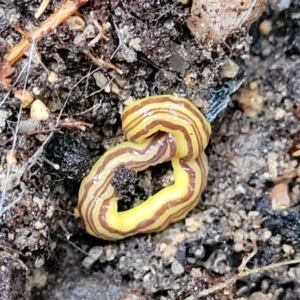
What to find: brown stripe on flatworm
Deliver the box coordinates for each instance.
[122,96,210,142]
[96,157,207,237]
[82,133,177,237]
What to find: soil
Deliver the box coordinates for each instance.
[1,0,300,299]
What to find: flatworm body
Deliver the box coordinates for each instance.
[77,95,211,240]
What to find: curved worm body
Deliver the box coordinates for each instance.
[77,95,211,240]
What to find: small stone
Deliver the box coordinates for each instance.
[45,205,55,218]
[282,244,294,255]
[171,259,185,275]
[249,292,271,300]
[185,217,195,227]
[158,243,167,253]
[47,71,58,83]
[129,37,142,51]
[47,99,62,112]
[6,150,17,165]
[19,119,40,133]
[261,230,272,242]
[14,89,34,108]
[35,256,45,268]
[82,246,103,268]
[162,244,177,260]
[236,183,247,194]
[66,16,85,31]
[33,196,45,210]
[190,268,202,278]
[184,71,199,86]
[186,226,198,232]
[93,72,108,89]
[34,221,45,230]
[235,83,264,118]
[32,86,42,96]
[270,182,291,210]
[194,247,205,259]
[111,82,120,95]
[274,107,286,120]
[83,24,96,39]
[248,211,260,219]
[172,232,186,244]
[105,245,117,261]
[30,99,50,121]
[123,96,135,106]
[259,20,272,36]
[123,293,146,300]
[234,242,244,252]
[220,59,240,79]
[234,231,244,243]
[0,110,12,128]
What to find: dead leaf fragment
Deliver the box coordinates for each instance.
[187,0,267,44]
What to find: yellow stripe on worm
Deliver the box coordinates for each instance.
[77,95,211,240]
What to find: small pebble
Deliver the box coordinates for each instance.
[234,242,244,252]
[34,221,46,230]
[19,119,40,133]
[261,230,272,242]
[66,16,85,31]
[0,110,12,128]
[194,246,205,259]
[235,82,264,118]
[129,37,142,51]
[14,89,33,108]
[184,71,199,86]
[47,71,58,83]
[6,150,17,165]
[30,99,50,121]
[248,211,260,218]
[249,292,271,300]
[33,196,45,210]
[105,245,117,261]
[220,59,240,79]
[162,244,177,260]
[171,232,186,244]
[34,256,45,268]
[282,244,294,255]
[171,259,185,275]
[82,246,103,268]
[259,20,272,36]
[274,107,286,120]
[45,205,55,218]
[270,182,291,210]
[32,86,42,96]
[123,293,146,300]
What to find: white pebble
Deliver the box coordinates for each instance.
[30,99,50,121]
[171,259,185,275]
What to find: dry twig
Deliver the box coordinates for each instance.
[34,0,50,19]
[86,51,123,75]
[88,11,109,47]
[0,0,89,87]
[185,241,300,299]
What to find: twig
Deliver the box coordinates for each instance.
[88,11,109,47]
[73,102,102,116]
[34,0,50,20]
[86,51,123,74]
[184,240,300,299]
[4,0,88,66]
[87,76,115,98]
